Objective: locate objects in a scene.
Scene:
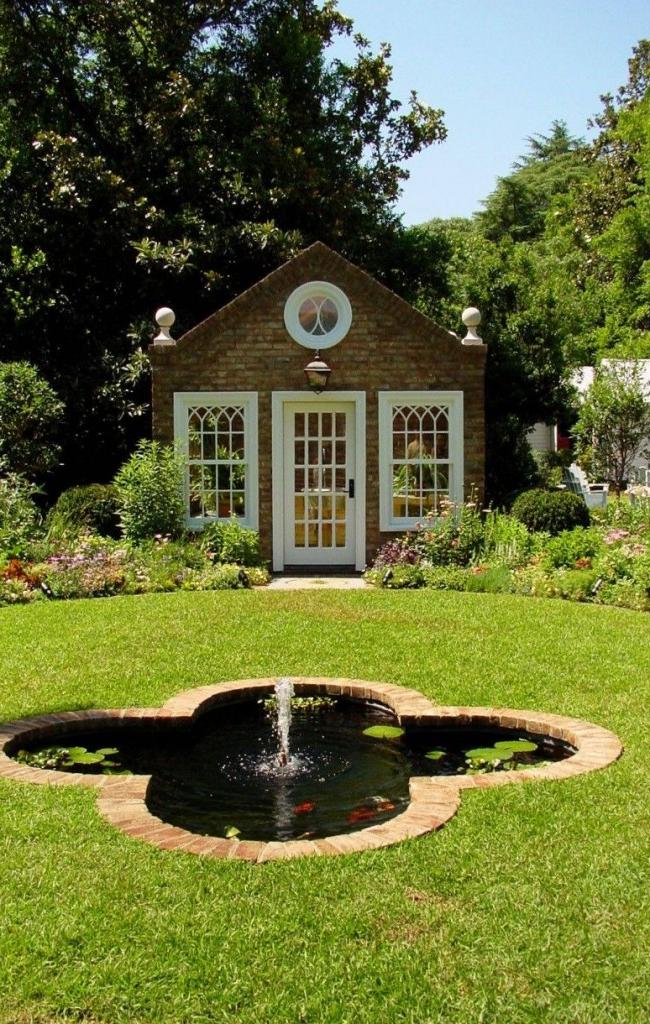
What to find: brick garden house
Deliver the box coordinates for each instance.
[150,242,486,571]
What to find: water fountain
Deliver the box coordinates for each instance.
[274,676,294,767]
[2,676,610,860]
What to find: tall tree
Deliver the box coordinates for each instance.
[478,120,588,243]
[553,39,650,361]
[0,0,447,487]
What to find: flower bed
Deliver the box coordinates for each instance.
[364,496,650,612]
[0,533,270,606]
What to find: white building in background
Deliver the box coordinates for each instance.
[529,360,650,484]
[527,421,559,453]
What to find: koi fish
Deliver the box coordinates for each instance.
[346,806,378,824]
[293,801,316,814]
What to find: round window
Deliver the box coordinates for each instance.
[284,281,352,349]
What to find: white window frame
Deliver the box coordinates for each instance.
[173,391,259,530]
[378,391,464,531]
[283,281,353,350]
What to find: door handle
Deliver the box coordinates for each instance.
[348,479,355,499]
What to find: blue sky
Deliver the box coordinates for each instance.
[330,0,649,224]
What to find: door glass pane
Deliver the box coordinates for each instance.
[292,407,350,553]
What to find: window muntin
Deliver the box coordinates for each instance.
[187,405,247,519]
[390,404,450,520]
[284,281,352,349]
[379,391,463,530]
[174,392,258,529]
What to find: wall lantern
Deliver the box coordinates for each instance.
[304,350,332,393]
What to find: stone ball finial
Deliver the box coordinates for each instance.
[461,306,483,345]
[462,307,481,328]
[153,307,176,345]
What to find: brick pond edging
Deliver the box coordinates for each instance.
[0,678,623,861]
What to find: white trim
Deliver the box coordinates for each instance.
[378,390,464,531]
[173,391,259,530]
[272,391,366,571]
[283,281,353,350]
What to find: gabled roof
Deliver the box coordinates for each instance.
[175,241,460,350]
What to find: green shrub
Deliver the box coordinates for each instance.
[481,510,533,567]
[542,527,603,569]
[181,564,245,591]
[0,576,41,606]
[416,498,484,566]
[0,361,64,479]
[591,496,650,531]
[114,441,185,542]
[419,565,469,591]
[554,568,600,602]
[464,565,514,594]
[594,577,650,612]
[367,564,425,589]
[511,489,590,535]
[200,517,263,566]
[532,449,573,490]
[0,473,42,557]
[46,484,120,539]
[122,538,205,594]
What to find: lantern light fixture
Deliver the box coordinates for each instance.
[304,350,332,393]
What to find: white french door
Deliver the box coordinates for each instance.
[283,402,357,565]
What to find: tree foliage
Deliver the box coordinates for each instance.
[0,361,65,478]
[424,42,650,500]
[574,363,650,495]
[0,0,447,487]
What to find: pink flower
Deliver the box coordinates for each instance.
[604,529,630,545]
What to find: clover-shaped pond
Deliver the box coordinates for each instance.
[11,694,571,843]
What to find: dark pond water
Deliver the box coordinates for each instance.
[17,699,571,842]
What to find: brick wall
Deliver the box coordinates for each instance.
[150,242,486,564]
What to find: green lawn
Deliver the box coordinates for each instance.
[0,590,648,1024]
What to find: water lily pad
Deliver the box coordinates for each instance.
[69,751,105,764]
[225,825,241,839]
[465,746,513,763]
[96,748,120,756]
[494,739,538,753]
[66,747,88,758]
[424,749,446,761]
[362,725,404,739]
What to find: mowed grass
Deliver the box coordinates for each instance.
[0,589,649,1024]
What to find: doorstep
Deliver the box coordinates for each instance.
[267,575,368,590]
